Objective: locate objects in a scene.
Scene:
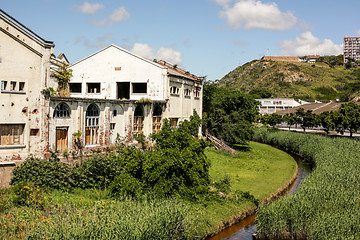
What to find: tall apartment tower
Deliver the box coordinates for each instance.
[343,36,360,64]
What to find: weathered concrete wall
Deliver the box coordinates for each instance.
[0,10,54,162]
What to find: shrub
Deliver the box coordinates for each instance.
[11,156,74,190]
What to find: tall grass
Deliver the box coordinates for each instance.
[0,198,190,239]
[254,128,360,239]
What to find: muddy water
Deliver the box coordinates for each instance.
[207,155,312,240]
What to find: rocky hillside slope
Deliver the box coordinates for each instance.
[219,59,360,101]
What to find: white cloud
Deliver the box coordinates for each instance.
[109,7,130,22]
[130,43,154,59]
[357,30,360,35]
[233,40,247,46]
[279,32,343,56]
[156,47,183,64]
[78,2,104,14]
[129,43,183,64]
[219,0,297,31]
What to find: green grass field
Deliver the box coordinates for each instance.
[187,141,297,237]
[207,141,296,199]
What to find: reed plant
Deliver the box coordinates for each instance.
[254,127,360,239]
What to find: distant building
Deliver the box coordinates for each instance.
[344,36,360,63]
[256,98,308,115]
[262,55,321,63]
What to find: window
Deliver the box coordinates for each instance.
[132,83,147,94]
[170,86,179,95]
[152,105,162,133]
[19,82,25,92]
[69,83,82,93]
[87,83,101,94]
[0,124,24,145]
[194,87,201,98]
[30,129,39,136]
[133,106,144,137]
[1,81,7,91]
[170,118,178,128]
[110,123,116,130]
[85,104,99,145]
[184,89,191,97]
[53,103,71,118]
[10,81,16,91]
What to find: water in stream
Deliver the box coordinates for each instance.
[207,156,312,240]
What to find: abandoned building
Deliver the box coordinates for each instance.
[0,8,204,168]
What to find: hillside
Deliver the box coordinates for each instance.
[219,59,360,101]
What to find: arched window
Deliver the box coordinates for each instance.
[152,105,162,133]
[53,103,70,118]
[85,104,99,145]
[133,106,144,137]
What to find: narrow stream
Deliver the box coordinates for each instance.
[207,155,312,240]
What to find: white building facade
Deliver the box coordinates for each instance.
[256,98,307,115]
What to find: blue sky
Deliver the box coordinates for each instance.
[2,0,360,80]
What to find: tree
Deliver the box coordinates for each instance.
[283,112,300,130]
[296,108,318,131]
[334,102,360,137]
[53,64,73,90]
[203,81,259,145]
[249,88,272,98]
[318,111,335,134]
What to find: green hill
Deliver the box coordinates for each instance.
[219,59,360,101]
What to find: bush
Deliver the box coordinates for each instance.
[11,156,74,190]
[109,173,143,199]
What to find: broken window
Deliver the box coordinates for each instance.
[152,105,162,133]
[10,81,16,91]
[133,106,144,137]
[19,82,25,92]
[0,124,24,145]
[184,88,191,97]
[194,87,201,98]
[170,118,178,128]
[117,82,130,99]
[170,86,180,95]
[69,83,82,93]
[53,103,71,118]
[132,83,147,94]
[85,104,99,145]
[1,81,7,91]
[87,83,101,94]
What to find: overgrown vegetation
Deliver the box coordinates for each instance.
[202,81,259,145]
[254,128,360,239]
[1,117,298,239]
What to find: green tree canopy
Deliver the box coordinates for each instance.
[203,81,259,145]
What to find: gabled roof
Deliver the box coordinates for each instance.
[70,44,167,69]
[0,9,54,48]
[57,53,70,64]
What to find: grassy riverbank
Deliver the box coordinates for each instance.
[0,142,296,239]
[195,141,296,237]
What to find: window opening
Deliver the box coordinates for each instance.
[85,104,99,145]
[19,82,25,91]
[0,124,24,145]
[69,83,82,93]
[133,106,144,137]
[152,105,162,133]
[132,83,147,94]
[87,83,100,94]
[53,103,71,118]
